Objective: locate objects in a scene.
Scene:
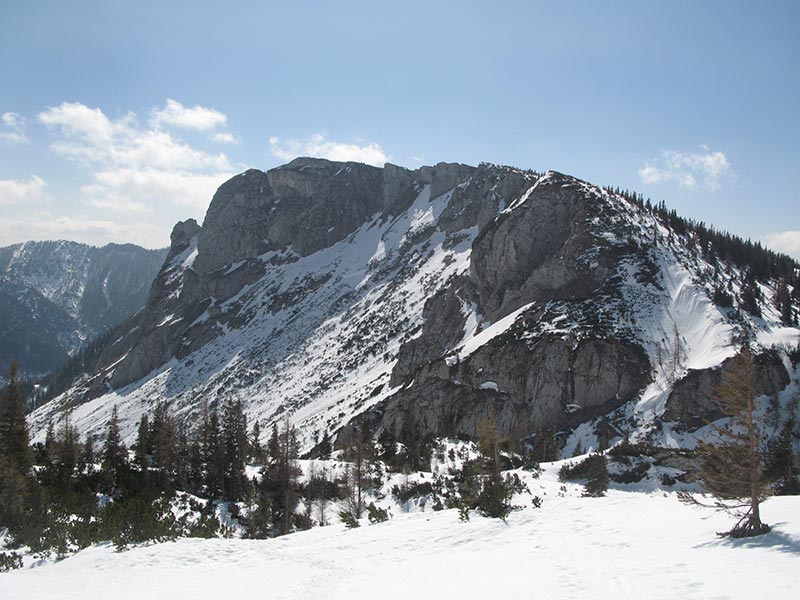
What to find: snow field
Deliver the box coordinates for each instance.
[3,459,798,600]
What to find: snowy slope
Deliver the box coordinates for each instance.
[2,460,798,600]
[29,185,478,447]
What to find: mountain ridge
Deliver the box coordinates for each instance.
[0,239,168,378]
[27,158,800,456]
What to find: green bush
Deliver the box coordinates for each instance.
[0,551,22,572]
[366,502,389,524]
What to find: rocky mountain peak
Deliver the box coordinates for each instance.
[193,159,475,274]
[29,159,799,460]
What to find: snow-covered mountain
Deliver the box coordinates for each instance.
[0,240,167,377]
[28,158,800,452]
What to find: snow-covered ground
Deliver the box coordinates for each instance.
[3,461,798,600]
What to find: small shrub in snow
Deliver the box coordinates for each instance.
[339,510,360,529]
[559,453,608,497]
[0,552,22,572]
[366,503,389,524]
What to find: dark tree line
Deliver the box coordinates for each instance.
[608,187,799,280]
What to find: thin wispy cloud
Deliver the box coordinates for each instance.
[269,133,388,166]
[0,112,28,144]
[765,230,800,260]
[0,211,163,248]
[150,98,227,131]
[639,146,731,191]
[38,101,236,217]
[0,175,46,205]
[212,132,237,144]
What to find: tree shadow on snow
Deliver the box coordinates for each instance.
[693,523,800,556]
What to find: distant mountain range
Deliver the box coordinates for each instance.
[0,240,167,377]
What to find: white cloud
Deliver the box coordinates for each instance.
[0,211,166,249]
[765,230,800,260]
[212,132,237,144]
[269,133,388,166]
[0,175,46,205]
[83,168,234,214]
[38,101,235,220]
[150,98,227,131]
[0,112,28,143]
[39,102,231,170]
[639,146,731,191]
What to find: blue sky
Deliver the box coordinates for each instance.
[1,0,798,257]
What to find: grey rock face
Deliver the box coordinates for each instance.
[194,169,274,273]
[439,163,533,234]
[170,219,201,253]
[36,157,798,454]
[195,159,476,274]
[356,334,650,442]
[663,350,790,427]
[389,278,471,386]
[195,161,387,273]
[417,162,477,201]
[469,173,605,320]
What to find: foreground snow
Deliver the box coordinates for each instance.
[3,463,799,599]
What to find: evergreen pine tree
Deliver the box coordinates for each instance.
[342,424,374,521]
[222,397,250,502]
[765,417,799,495]
[79,436,95,474]
[173,422,191,491]
[582,453,609,497]
[0,363,33,532]
[0,363,33,475]
[101,405,128,492]
[151,401,175,486]
[775,280,795,326]
[200,406,225,499]
[249,421,263,464]
[680,346,771,537]
[55,408,79,485]
[267,422,280,463]
[255,418,302,536]
[135,413,149,474]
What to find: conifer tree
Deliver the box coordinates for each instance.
[223,397,249,502]
[255,418,302,536]
[135,413,149,474]
[0,363,33,532]
[55,408,79,484]
[477,411,504,475]
[680,346,771,537]
[475,411,516,518]
[79,436,95,474]
[267,422,280,462]
[342,423,374,521]
[775,280,795,326]
[151,401,175,485]
[173,422,191,491]
[249,421,263,463]
[200,405,225,499]
[765,417,799,495]
[101,405,127,491]
[399,401,421,471]
[0,363,32,475]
